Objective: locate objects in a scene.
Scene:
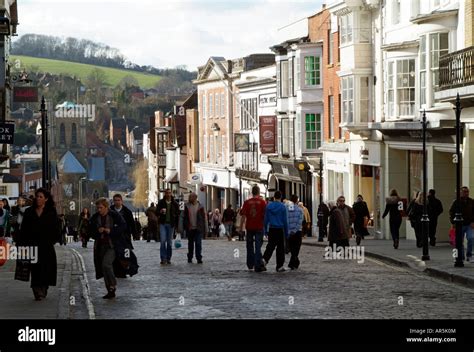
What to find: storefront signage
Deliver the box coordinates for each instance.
[325,152,350,173]
[0,123,14,144]
[13,87,38,102]
[259,116,276,154]
[259,93,277,107]
[350,141,381,166]
[234,133,250,152]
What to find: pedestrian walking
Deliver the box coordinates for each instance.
[382,189,403,249]
[427,189,443,246]
[210,209,222,238]
[299,202,311,237]
[234,208,245,241]
[222,204,235,241]
[58,214,68,245]
[178,193,207,264]
[89,198,129,299]
[317,202,330,242]
[17,188,61,301]
[10,196,29,243]
[352,195,370,245]
[336,196,355,242]
[0,198,11,238]
[110,194,136,249]
[408,192,425,248]
[145,203,158,242]
[78,208,91,248]
[156,189,180,265]
[449,186,474,262]
[241,185,267,272]
[287,195,304,270]
[328,200,348,252]
[262,191,288,272]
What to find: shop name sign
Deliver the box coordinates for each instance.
[359,147,369,160]
[13,87,38,102]
[0,123,14,144]
[259,93,276,107]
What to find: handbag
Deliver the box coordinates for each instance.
[449,227,456,247]
[363,216,369,228]
[174,233,182,248]
[0,237,7,266]
[14,260,31,282]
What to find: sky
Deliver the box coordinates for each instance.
[17,0,324,70]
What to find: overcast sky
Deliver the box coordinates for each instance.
[18,0,324,70]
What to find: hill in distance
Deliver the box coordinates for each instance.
[12,55,162,89]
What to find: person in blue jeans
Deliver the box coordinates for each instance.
[156,189,180,265]
[449,186,474,261]
[178,193,208,264]
[240,185,267,272]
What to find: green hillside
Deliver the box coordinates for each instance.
[12,55,161,89]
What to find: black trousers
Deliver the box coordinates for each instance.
[263,228,285,269]
[288,231,302,269]
[390,219,402,241]
[429,218,438,241]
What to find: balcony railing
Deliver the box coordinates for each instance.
[438,46,474,90]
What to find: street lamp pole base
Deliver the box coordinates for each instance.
[421,255,430,261]
[454,261,464,268]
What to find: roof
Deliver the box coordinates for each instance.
[58,151,87,174]
[88,157,105,181]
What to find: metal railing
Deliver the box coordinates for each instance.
[438,46,474,90]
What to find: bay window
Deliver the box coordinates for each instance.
[304,56,320,86]
[340,13,353,45]
[342,76,354,123]
[386,59,416,118]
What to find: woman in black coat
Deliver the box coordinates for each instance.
[352,195,370,245]
[19,188,60,301]
[382,189,403,249]
[89,198,131,299]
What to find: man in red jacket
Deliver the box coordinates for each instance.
[240,185,267,272]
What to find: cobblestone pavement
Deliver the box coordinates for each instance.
[72,238,474,319]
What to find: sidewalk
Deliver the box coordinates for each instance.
[302,236,474,288]
[0,244,73,319]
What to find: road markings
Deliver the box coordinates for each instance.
[70,248,96,319]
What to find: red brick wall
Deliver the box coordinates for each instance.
[308,8,343,142]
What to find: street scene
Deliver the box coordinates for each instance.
[1,0,474,348]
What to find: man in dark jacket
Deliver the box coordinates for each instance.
[449,186,474,261]
[178,193,208,264]
[427,189,443,246]
[262,191,289,272]
[317,202,330,242]
[156,189,180,265]
[110,194,136,250]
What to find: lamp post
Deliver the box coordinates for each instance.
[40,97,50,190]
[454,93,464,268]
[78,177,87,215]
[317,155,324,242]
[421,110,430,261]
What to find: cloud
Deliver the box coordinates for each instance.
[16,0,324,69]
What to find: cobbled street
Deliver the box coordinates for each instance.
[70,238,474,319]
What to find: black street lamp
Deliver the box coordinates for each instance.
[317,155,324,242]
[454,93,464,268]
[40,96,50,191]
[421,110,430,261]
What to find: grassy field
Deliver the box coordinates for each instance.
[12,55,161,88]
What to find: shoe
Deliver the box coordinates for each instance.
[430,239,436,246]
[394,239,399,249]
[197,260,203,264]
[160,261,166,265]
[356,236,361,246]
[467,257,472,262]
[247,266,254,270]
[103,289,116,299]
[188,259,192,263]
[318,239,324,242]
[167,260,171,265]
[276,267,286,272]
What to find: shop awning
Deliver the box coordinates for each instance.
[268,158,304,183]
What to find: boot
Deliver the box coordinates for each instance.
[356,235,362,246]
[393,239,399,249]
[103,287,116,299]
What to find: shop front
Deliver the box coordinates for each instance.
[350,140,382,234]
[322,147,351,204]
